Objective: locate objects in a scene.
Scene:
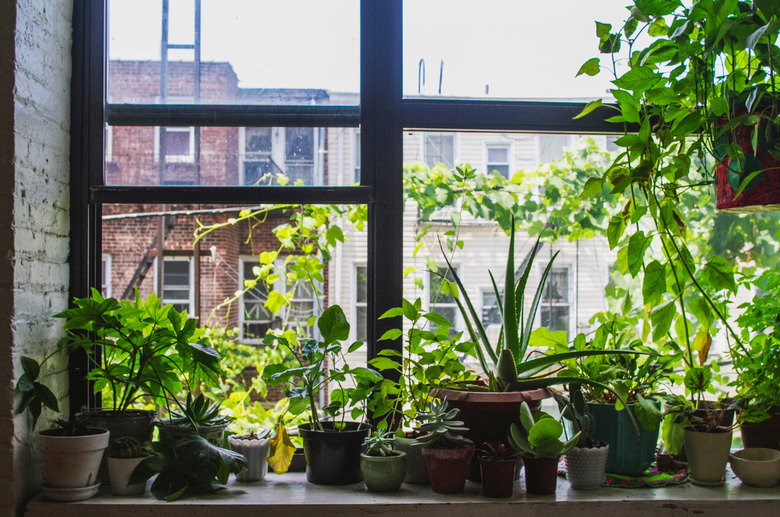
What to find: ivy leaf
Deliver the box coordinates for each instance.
[576,58,601,77]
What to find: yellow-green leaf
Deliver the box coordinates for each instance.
[267,424,296,475]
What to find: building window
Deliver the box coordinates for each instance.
[242,127,275,186]
[481,289,501,326]
[240,259,274,343]
[101,254,112,299]
[423,133,455,169]
[486,144,511,178]
[540,267,571,336]
[288,279,317,327]
[160,258,193,314]
[154,126,195,163]
[537,134,573,164]
[354,130,361,184]
[285,127,315,185]
[355,265,367,341]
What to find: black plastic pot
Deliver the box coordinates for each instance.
[299,422,371,485]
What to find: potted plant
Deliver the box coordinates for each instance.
[372,297,475,484]
[36,415,110,501]
[554,384,609,490]
[663,367,738,486]
[509,401,580,496]
[579,0,780,214]
[129,433,247,501]
[15,289,224,480]
[412,398,475,494]
[263,304,382,485]
[733,268,780,450]
[553,315,672,475]
[107,436,149,495]
[227,429,272,482]
[359,428,407,492]
[439,221,647,479]
[477,442,518,498]
[155,392,233,446]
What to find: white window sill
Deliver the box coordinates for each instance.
[25,468,780,517]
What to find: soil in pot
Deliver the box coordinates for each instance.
[299,422,370,485]
[421,446,475,494]
[523,456,560,495]
[360,451,407,492]
[479,457,517,498]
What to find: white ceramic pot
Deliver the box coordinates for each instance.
[108,456,147,495]
[729,448,780,488]
[37,427,110,501]
[228,435,270,482]
[565,444,609,490]
[683,428,732,486]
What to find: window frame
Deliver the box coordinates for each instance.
[238,255,276,344]
[70,0,621,411]
[155,256,194,314]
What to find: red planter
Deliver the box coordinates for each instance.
[421,446,475,494]
[479,458,517,498]
[523,456,560,495]
[741,413,780,451]
[436,388,548,481]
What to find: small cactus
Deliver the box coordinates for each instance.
[110,436,144,458]
[554,384,599,448]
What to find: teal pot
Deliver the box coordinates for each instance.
[77,409,157,484]
[155,421,228,446]
[588,402,660,476]
[395,436,429,484]
[478,457,517,498]
[421,445,475,494]
[564,444,609,490]
[436,387,548,481]
[741,412,780,451]
[299,422,371,485]
[684,427,732,486]
[228,435,270,482]
[38,427,110,501]
[523,455,560,495]
[360,451,407,492]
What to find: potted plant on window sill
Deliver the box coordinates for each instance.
[107,436,149,496]
[412,398,475,494]
[477,442,519,498]
[578,0,780,214]
[360,429,407,492]
[227,428,272,482]
[263,304,383,485]
[509,401,580,496]
[155,392,233,446]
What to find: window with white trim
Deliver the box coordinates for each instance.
[160,257,193,314]
[355,265,368,341]
[485,143,511,178]
[540,267,571,336]
[101,254,112,298]
[429,265,460,332]
[239,258,275,343]
[423,133,455,169]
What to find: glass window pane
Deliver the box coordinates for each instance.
[108,0,359,105]
[106,125,358,187]
[403,0,628,100]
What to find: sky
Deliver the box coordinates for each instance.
[109,0,632,100]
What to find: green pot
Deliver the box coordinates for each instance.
[360,452,407,492]
[588,402,660,476]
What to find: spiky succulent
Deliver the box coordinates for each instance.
[479,441,518,461]
[362,428,398,457]
[110,436,145,458]
[554,384,597,448]
[165,392,233,428]
[412,398,473,449]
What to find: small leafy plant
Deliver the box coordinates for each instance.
[362,429,399,457]
[508,401,580,459]
[478,441,518,461]
[412,398,473,449]
[263,304,383,431]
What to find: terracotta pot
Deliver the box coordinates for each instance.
[421,445,475,494]
[523,456,560,495]
[436,388,548,481]
[684,427,732,486]
[655,453,675,473]
[565,444,609,490]
[360,452,407,492]
[478,457,517,498]
[741,412,780,451]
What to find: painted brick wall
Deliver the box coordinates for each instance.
[2,0,73,515]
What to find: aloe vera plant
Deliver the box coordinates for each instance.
[443,217,652,396]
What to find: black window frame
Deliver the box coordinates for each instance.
[70,0,619,410]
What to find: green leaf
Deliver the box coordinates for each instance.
[627,231,652,277]
[642,260,667,305]
[607,214,626,249]
[634,395,663,431]
[20,357,40,380]
[702,256,737,293]
[613,67,660,94]
[650,302,675,342]
[576,58,601,77]
[635,0,680,16]
[318,305,350,344]
[580,177,603,199]
[574,99,603,119]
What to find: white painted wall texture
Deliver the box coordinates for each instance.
[1,0,73,514]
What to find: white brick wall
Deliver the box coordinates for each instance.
[1,0,73,514]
